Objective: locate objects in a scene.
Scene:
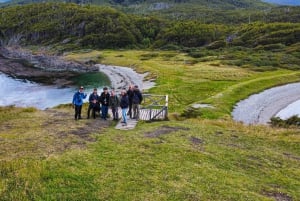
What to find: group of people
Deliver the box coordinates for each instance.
[72,85,143,126]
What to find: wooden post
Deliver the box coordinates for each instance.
[149,108,152,121]
[165,95,168,120]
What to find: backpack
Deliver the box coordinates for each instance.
[132,92,140,104]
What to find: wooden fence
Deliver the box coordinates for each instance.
[139,94,168,121]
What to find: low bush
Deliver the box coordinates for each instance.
[270,115,300,128]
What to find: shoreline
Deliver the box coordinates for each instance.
[96,64,155,91]
[0,46,98,72]
[232,82,300,124]
[0,46,155,91]
[0,55,80,87]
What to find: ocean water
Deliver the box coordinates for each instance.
[0,73,109,109]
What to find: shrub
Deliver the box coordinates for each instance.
[254,43,286,51]
[270,115,300,128]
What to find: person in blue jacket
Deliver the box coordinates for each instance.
[72,86,87,120]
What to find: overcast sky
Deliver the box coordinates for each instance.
[262,0,300,6]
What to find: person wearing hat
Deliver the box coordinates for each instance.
[72,86,87,120]
[132,85,143,120]
[100,87,110,120]
[87,88,100,119]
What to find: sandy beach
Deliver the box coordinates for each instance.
[96,64,155,91]
[0,47,155,91]
[232,82,300,124]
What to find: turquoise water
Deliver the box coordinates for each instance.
[71,72,110,89]
[0,72,110,109]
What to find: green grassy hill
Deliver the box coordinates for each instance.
[1,49,300,200]
[1,3,300,49]
[1,3,299,73]
[2,0,270,9]
[0,1,300,200]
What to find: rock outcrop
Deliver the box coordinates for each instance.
[0,46,98,73]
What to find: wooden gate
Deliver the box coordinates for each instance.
[140,94,168,121]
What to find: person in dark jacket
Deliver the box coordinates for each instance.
[109,88,120,120]
[127,85,134,118]
[132,85,143,120]
[120,90,129,126]
[87,88,100,119]
[72,86,87,120]
[100,87,110,120]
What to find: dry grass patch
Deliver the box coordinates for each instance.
[0,106,110,160]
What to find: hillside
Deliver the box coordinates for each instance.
[1,0,270,9]
[0,1,300,200]
[1,3,299,64]
[0,0,274,22]
[1,48,300,200]
[2,0,300,23]
[1,3,299,75]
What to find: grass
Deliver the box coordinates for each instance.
[65,49,300,117]
[1,108,299,200]
[1,49,300,200]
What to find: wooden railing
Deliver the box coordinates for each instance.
[140,94,169,121]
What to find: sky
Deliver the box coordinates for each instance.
[262,0,300,6]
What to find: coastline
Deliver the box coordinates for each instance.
[232,82,300,124]
[96,64,155,91]
[0,46,155,91]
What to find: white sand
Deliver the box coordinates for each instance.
[232,82,300,124]
[276,99,300,119]
[96,64,155,91]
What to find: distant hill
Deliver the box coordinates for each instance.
[1,0,270,10]
[262,0,300,6]
[0,3,299,50]
[0,0,276,23]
